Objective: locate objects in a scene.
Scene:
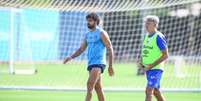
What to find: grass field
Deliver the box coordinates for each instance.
[0,62,201,101]
[0,90,201,101]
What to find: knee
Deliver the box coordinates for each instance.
[95,83,102,91]
[153,90,159,95]
[145,88,154,96]
[154,88,161,95]
[87,81,95,92]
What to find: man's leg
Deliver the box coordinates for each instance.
[145,87,154,101]
[153,88,165,101]
[95,75,105,101]
[85,68,101,101]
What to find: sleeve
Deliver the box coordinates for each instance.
[157,35,168,51]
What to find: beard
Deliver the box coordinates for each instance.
[87,24,95,29]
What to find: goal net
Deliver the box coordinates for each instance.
[0,0,201,92]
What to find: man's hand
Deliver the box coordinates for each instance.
[108,66,114,76]
[63,40,87,64]
[138,62,145,69]
[144,64,154,71]
[63,57,72,64]
[144,49,169,71]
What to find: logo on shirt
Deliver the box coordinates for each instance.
[87,35,99,42]
[150,76,156,79]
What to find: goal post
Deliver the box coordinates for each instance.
[0,0,201,92]
[9,8,14,74]
[0,7,37,75]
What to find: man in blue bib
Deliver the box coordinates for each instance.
[139,15,169,101]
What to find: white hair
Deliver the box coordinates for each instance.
[144,15,159,27]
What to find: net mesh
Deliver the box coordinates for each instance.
[0,0,201,91]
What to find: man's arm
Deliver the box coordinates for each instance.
[101,31,114,76]
[138,57,145,69]
[63,40,87,64]
[146,35,168,70]
[146,49,168,70]
[138,35,146,69]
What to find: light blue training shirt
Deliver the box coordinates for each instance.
[85,26,107,66]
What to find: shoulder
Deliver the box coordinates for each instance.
[96,27,108,37]
[156,31,167,44]
[156,31,166,40]
[156,31,168,50]
[96,26,106,33]
[84,31,89,37]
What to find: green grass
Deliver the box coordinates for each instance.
[0,63,201,101]
[0,63,200,88]
[0,90,200,101]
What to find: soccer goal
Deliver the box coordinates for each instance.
[0,0,201,92]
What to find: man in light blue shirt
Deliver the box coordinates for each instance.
[64,13,114,101]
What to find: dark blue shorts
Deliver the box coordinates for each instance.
[146,69,163,89]
[87,64,106,73]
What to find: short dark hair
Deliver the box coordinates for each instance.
[86,13,100,25]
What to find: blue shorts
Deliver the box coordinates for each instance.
[146,69,163,89]
[87,64,106,73]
